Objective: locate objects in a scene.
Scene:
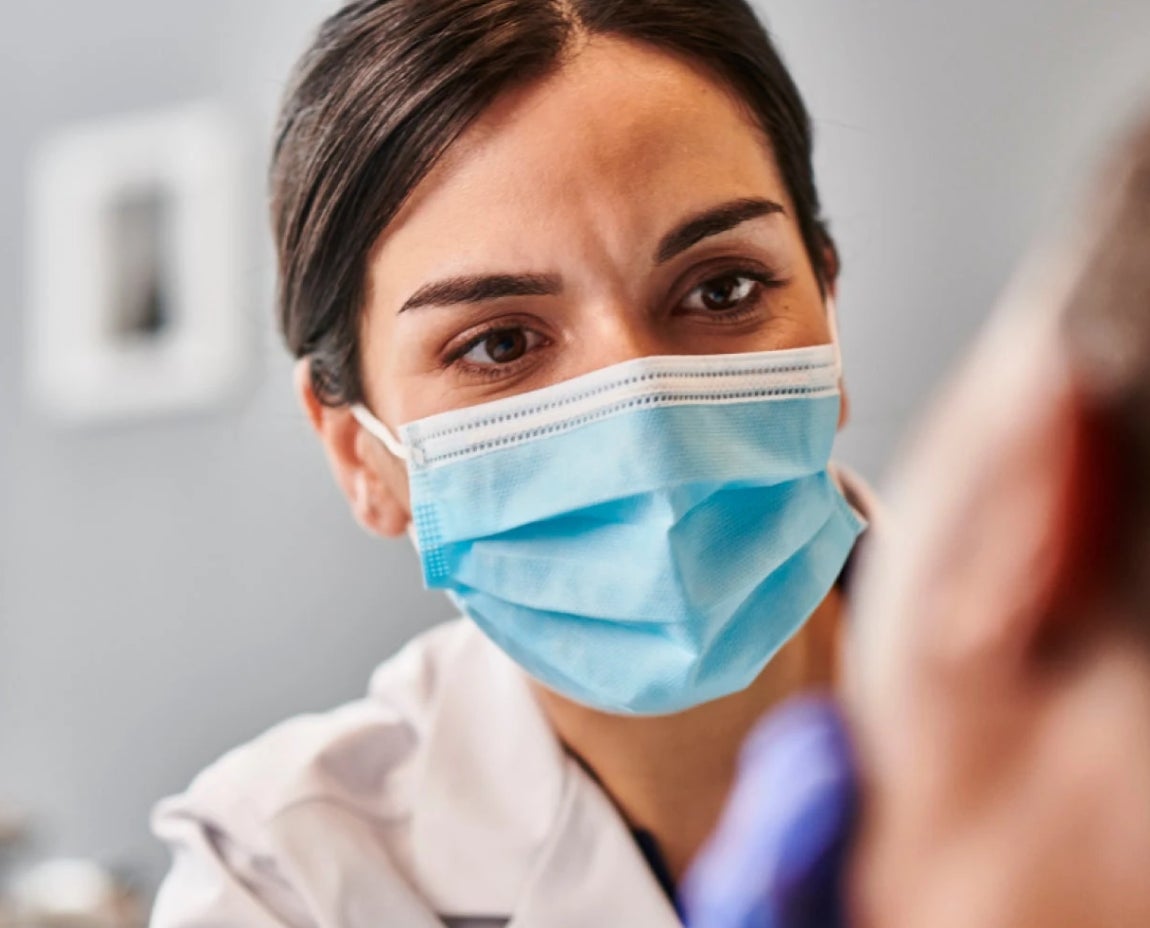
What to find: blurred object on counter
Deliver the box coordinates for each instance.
[0,809,27,851]
[1,858,144,928]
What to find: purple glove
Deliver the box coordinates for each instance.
[680,696,857,928]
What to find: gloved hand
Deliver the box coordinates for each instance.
[680,696,857,928]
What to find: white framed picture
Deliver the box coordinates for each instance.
[26,102,246,422]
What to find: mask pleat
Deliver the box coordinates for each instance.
[397,347,864,715]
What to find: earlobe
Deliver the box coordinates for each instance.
[352,428,413,538]
[292,358,412,539]
[348,466,410,538]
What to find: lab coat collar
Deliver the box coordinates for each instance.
[406,622,681,925]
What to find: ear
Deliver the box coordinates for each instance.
[959,368,1123,663]
[1028,382,1121,656]
[293,359,411,538]
[890,337,1114,674]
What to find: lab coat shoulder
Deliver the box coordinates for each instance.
[156,617,462,829]
[149,619,476,927]
[150,615,683,927]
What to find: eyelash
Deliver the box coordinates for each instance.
[442,317,550,379]
[676,268,782,321]
[443,267,784,377]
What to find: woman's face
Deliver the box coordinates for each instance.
[308,36,841,532]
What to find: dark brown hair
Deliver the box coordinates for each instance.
[272,0,837,406]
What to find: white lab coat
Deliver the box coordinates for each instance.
[151,619,682,927]
[151,467,878,928]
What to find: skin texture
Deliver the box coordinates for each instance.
[847,117,1150,928]
[297,35,846,881]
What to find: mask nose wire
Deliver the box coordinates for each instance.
[350,403,409,462]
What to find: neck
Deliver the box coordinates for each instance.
[533,586,845,883]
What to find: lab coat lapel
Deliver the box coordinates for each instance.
[410,622,681,925]
[409,622,568,917]
[509,761,684,927]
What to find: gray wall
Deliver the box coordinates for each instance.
[1,0,1147,896]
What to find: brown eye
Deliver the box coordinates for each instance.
[688,273,760,312]
[461,327,540,366]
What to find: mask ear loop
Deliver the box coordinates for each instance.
[826,295,844,381]
[350,403,409,462]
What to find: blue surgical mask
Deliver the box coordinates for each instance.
[352,344,864,716]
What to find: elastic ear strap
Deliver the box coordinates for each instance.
[350,403,408,461]
[826,296,844,379]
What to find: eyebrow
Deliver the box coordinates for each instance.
[654,197,786,265]
[397,197,786,313]
[399,272,562,313]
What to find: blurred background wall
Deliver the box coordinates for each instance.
[0,0,1147,899]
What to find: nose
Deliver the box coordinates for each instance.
[577,305,679,371]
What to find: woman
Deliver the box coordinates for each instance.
[151,1,874,924]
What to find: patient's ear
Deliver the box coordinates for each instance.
[1022,382,1121,657]
[1003,113,1150,656]
[293,359,411,538]
[869,306,1120,682]
[930,351,1122,672]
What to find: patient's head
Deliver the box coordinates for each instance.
[849,112,1150,928]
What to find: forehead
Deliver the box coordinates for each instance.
[370,36,790,290]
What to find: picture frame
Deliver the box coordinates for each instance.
[26,102,246,422]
